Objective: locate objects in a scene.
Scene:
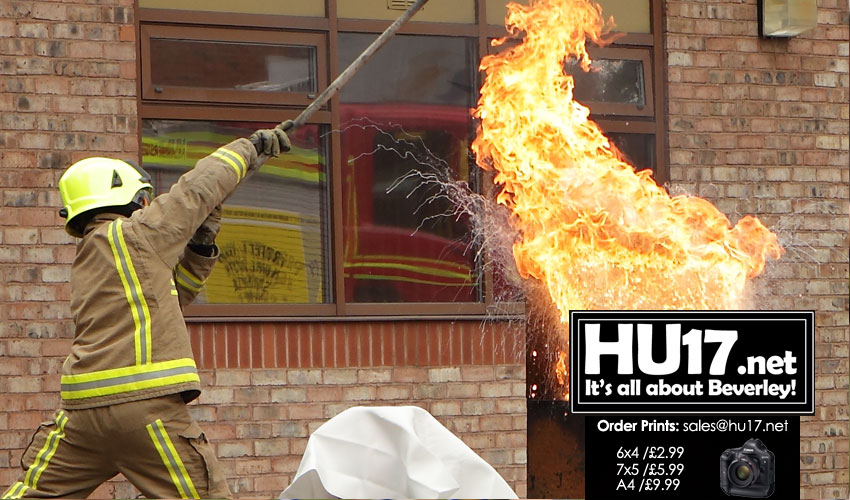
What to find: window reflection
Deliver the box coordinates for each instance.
[607,132,655,172]
[141,119,331,304]
[338,33,482,303]
[564,57,646,106]
[150,39,317,93]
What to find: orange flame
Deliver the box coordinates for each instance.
[473,0,783,329]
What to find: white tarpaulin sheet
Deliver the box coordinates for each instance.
[280,405,518,499]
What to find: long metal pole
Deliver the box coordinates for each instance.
[288,0,429,131]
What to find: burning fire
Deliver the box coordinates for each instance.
[472,0,783,394]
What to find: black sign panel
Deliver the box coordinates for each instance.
[569,311,814,414]
[584,415,800,499]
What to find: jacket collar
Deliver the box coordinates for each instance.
[83,212,122,236]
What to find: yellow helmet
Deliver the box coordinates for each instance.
[58,157,154,237]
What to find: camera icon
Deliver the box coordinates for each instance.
[720,438,776,498]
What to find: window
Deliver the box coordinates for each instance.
[563,47,653,117]
[137,0,664,317]
[142,119,332,309]
[141,26,326,106]
[487,0,665,181]
[337,34,480,304]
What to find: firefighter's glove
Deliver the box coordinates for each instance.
[248,122,292,172]
[190,204,222,247]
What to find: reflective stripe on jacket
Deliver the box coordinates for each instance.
[60,139,257,409]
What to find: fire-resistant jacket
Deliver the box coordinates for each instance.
[60,139,257,409]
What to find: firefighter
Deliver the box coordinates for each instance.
[2,125,291,499]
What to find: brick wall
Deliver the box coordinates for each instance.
[665,0,849,498]
[66,321,526,498]
[1,0,848,498]
[4,313,527,495]
[184,321,527,497]
[0,0,141,492]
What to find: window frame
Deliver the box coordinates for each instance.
[140,24,328,107]
[570,46,655,118]
[136,0,664,319]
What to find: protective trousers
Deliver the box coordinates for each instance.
[2,394,231,499]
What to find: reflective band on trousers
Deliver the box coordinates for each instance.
[147,419,199,499]
[107,219,152,365]
[61,358,199,400]
[1,411,69,498]
[1,482,27,499]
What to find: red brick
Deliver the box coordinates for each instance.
[446,383,478,398]
[49,23,82,39]
[321,327,334,368]
[70,79,104,96]
[102,80,135,97]
[356,368,391,383]
[390,324,403,366]
[118,25,135,42]
[377,385,411,400]
[66,5,100,22]
[86,98,120,115]
[392,366,426,383]
[52,96,86,113]
[305,386,341,402]
[68,41,103,59]
[334,326,347,368]
[360,322,380,366]
[342,385,375,401]
[86,61,119,78]
[338,324,355,365]
[299,328,311,368]
[253,475,291,492]
[20,208,54,227]
[16,22,48,39]
[211,324,225,368]
[692,52,720,67]
[421,325,436,366]
[103,42,134,61]
[0,19,15,37]
[239,324,251,368]
[119,61,135,79]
